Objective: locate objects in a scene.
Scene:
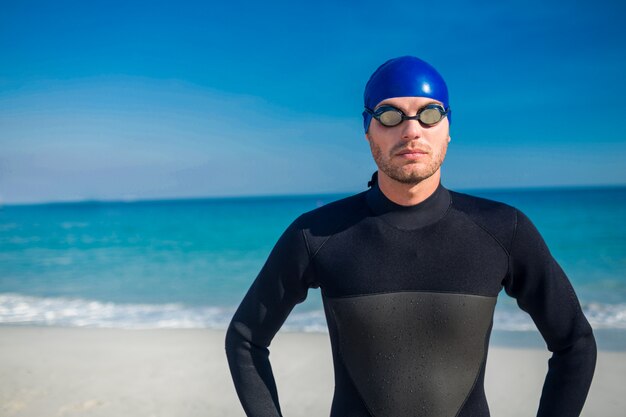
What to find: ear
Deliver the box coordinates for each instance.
[448,136,451,143]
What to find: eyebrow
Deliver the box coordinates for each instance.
[375,100,443,113]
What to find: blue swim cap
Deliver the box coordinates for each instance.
[363,56,450,133]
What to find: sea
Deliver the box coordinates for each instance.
[1,185,625,350]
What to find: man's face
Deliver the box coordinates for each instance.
[365,96,451,185]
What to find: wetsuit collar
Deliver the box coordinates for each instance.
[366,176,451,230]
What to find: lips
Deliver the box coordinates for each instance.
[396,148,428,156]
[396,148,429,161]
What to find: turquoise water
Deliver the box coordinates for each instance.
[1,186,625,347]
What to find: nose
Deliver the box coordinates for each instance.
[400,118,423,141]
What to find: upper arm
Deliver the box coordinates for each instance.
[228,215,316,348]
[503,208,593,352]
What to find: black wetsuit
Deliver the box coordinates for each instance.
[225,173,597,417]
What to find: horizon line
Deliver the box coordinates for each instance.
[2,182,625,208]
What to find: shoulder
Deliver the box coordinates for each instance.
[296,190,369,230]
[448,189,520,253]
[448,189,517,218]
[291,190,370,253]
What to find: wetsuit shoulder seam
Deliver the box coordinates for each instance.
[448,191,514,257]
[311,205,370,261]
[305,192,370,262]
[293,215,319,289]
[300,227,312,261]
[506,209,519,284]
[454,207,511,257]
[509,208,520,258]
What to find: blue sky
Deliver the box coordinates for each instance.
[1,0,625,204]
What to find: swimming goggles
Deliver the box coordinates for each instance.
[364,104,450,127]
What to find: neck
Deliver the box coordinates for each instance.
[377,169,442,206]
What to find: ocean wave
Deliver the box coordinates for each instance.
[0,293,234,329]
[1,293,625,331]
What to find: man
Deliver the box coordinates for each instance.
[225,56,597,417]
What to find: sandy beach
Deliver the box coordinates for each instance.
[0,326,623,417]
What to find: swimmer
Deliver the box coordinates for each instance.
[225,55,597,417]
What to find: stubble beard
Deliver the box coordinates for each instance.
[369,140,448,185]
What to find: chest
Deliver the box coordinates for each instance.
[314,217,508,298]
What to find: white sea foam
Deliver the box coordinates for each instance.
[1,293,625,332]
[584,302,626,329]
[0,293,233,330]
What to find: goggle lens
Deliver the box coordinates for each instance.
[378,109,403,126]
[419,107,444,125]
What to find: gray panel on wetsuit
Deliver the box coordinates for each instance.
[327,291,497,417]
